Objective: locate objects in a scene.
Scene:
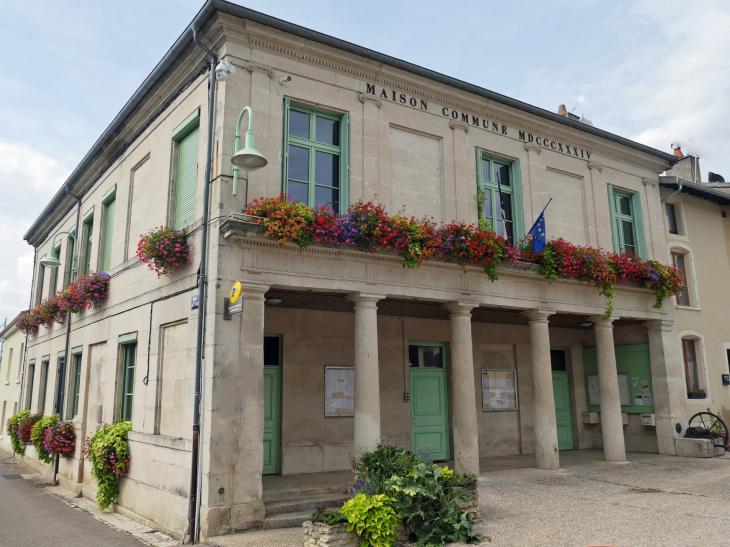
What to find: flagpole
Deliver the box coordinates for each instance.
[519,196,553,247]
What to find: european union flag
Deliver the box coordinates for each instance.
[529,212,547,254]
[526,198,552,254]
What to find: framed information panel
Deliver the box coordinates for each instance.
[481,369,519,411]
[325,366,355,417]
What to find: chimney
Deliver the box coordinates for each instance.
[558,104,568,116]
[673,146,684,157]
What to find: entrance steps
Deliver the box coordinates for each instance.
[263,493,350,530]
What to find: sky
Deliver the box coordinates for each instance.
[0,0,729,324]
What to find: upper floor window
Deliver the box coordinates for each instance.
[284,100,349,213]
[171,110,200,230]
[35,260,46,306]
[48,242,62,295]
[62,229,76,287]
[81,213,94,275]
[477,152,525,243]
[99,186,116,273]
[671,251,690,306]
[607,186,647,259]
[665,203,681,235]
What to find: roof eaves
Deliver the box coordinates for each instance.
[0,313,23,339]
[659,176,730,206]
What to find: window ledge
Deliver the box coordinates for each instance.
[15,380,20,384]
[127,430,191,452]
[676,306,702,314]
[3,381,9,385]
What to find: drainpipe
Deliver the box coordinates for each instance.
[188,26,217,544]
[54,186,82,483]
[661,179,683,204]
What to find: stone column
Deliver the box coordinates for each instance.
[200,280,270,538]
[591,316,626,462]
[644,319,688,455]
[525,309,559,469]
[445,301,480,476]
[349,293,386,452]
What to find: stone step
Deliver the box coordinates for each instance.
[265,493,350,516]
[263,510,314,530]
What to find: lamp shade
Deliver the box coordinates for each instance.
[39,255,62,269]
[231,147,268,170]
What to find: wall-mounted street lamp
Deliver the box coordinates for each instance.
[232,106,267,197]
[39,231,76,274]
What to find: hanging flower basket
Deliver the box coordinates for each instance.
[44,420,77,459]
[74,272,111,309]
[136,226,192,277]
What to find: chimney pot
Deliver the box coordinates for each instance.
[558,104,568,116]
[673,147,683,157]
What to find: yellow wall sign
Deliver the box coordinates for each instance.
[230,281,242,304]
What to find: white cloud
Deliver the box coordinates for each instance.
[0,139,69,321]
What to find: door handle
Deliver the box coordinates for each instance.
[411,415,417,421]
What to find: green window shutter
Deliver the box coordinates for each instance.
[339,111,350,210]
[606,184,620,253]
[631,192,648,260]
[36,263,45,305]
[174,126,199,229]
[102,198,116,272]
[511,159,525,243]
[282,97,291,195]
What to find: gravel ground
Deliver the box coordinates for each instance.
[208,452,730,547]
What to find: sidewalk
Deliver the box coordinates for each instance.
[0,448,178,547]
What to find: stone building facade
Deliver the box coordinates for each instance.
[15,1,726,541]
[0,315,24,453]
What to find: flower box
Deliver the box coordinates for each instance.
[688,392,707,399]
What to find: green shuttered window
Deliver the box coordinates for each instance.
[119,342,137,422]
[49,244,61,294]
[283,98,349,213]
[70,352,82,419]
[476,150,525,243]
[173,121,200,229]
[101,195,116,272]
[607,185,648,260]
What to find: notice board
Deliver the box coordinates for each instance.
[481,369,519,411]
[582,344,654,414]
[325,366,355,417]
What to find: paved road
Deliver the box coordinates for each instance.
[0,454,144,547]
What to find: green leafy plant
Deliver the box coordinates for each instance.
[6,410,30,455]
[386,463,481,546]
[31,415,59,464]
[308,507,348,525]
[350,443,427,494]
[444,471,478,489]
[83,421,132,510]
[341,493,399,547]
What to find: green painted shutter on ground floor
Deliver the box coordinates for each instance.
[175,126,199,229]
[552,371,574,450]
[263,366,281,474]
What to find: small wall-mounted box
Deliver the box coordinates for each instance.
[641,413,656,426]
[722,374,730,386]
[582,412,599,424]
[622,413,629,425]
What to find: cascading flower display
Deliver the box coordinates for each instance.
[247,195,682,318]
[83,421,132,510]
[136,226,192,277]
[44,420,77,459]
[16,272,110,334]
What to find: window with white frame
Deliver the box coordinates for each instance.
[671,251,691,306]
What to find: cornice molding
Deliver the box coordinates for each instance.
[524,143,542,154]
[642,177,658,187]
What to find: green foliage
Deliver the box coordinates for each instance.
[350,443,427,494]
[83,421,132,511]
[6,410,29,455]
[341,493,399,547]
[308,508,347,525]
[386,463,481,547]
[31,415,59,464]
[444,471,477,489]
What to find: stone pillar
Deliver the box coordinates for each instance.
[445,301,480,476]
[200,280,270,538]
[644,319,688,455]
[591,316,626,462]
[349,293,386,452]
[525,309,559,470]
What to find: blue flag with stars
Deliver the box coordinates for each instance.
[527,198,552,254]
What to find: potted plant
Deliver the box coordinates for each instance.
[688,389,707,399]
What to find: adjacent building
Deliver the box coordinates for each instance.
[0,314,24,453]
[14,0,729,541]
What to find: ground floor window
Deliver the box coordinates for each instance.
[70,352,82,419]
[38,359,49,413]
[118,342,137,421]
[408,343,445,367]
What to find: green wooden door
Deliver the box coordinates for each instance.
[263,366,281,475]
[410,368,450,461]
[552,372,574,450]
